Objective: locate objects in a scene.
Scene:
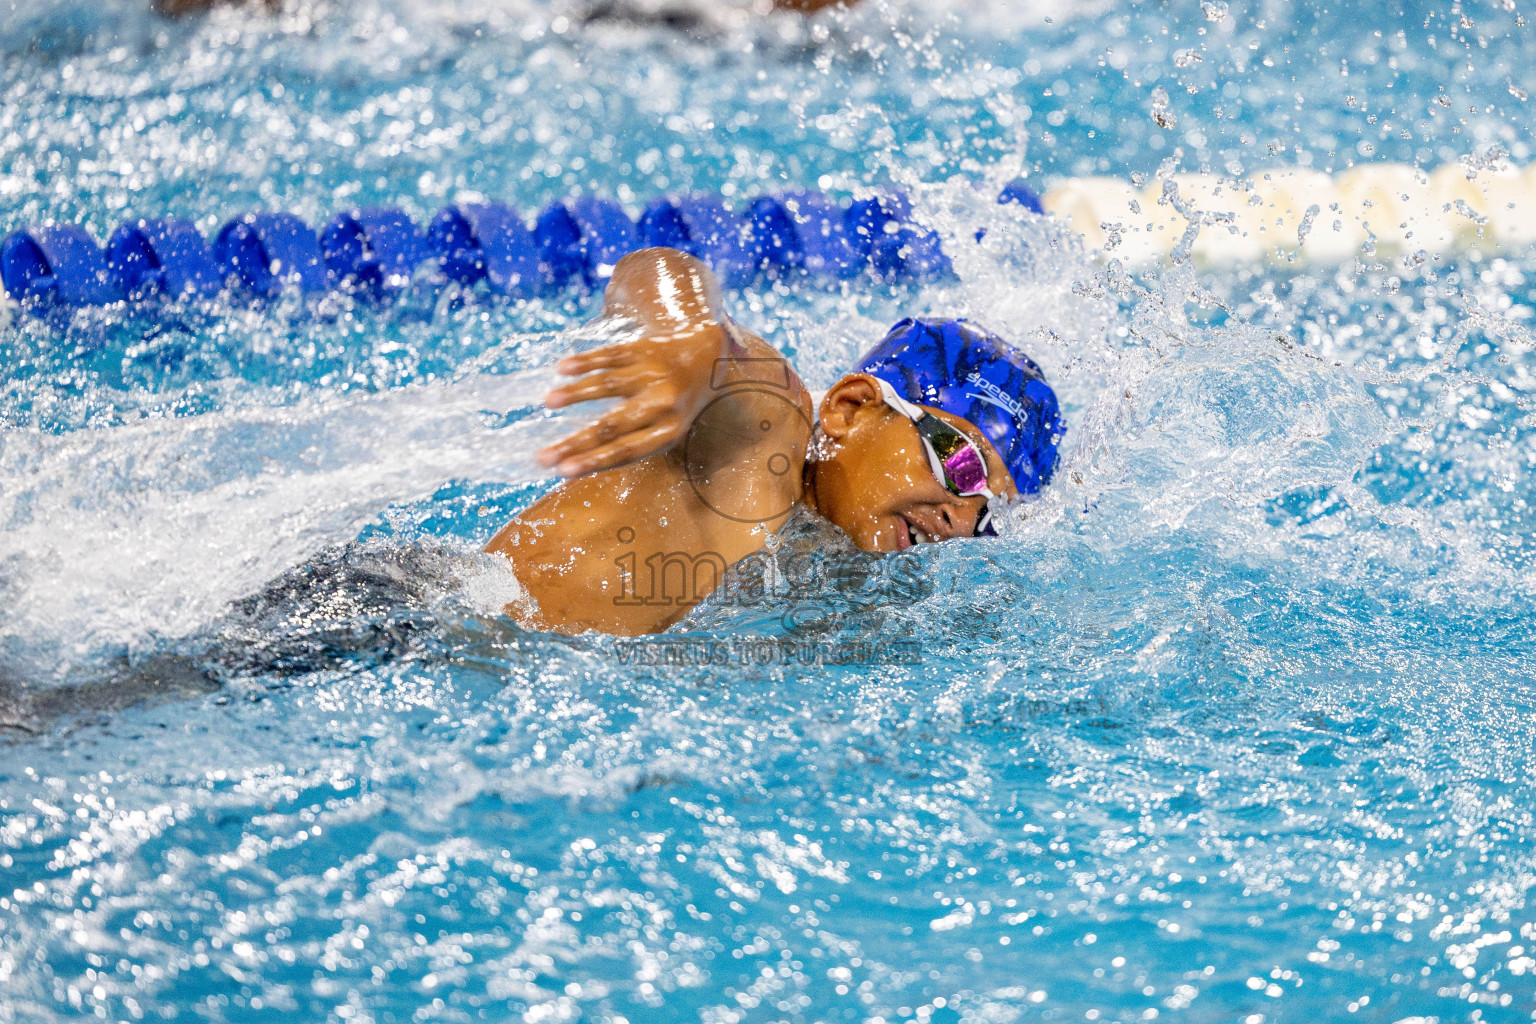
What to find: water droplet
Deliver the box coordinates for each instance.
[1150,86,1178,129]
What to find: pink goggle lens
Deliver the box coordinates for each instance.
[939,441,989,496]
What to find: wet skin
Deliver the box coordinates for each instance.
[158,0,855,18]
[485,247,1016,636]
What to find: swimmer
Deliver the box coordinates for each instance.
[771,0,857,9]
[155,0,850,21]
[151,0,277,15]
[582,0,858,30]
[485,247,1062,636]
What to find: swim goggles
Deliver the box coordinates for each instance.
[873,377,999,537]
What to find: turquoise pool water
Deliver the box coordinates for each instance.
[3,1,1536,1022]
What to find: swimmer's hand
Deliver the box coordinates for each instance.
[536,322,726,478]
[537,247,795,479]
[537,250,735,478]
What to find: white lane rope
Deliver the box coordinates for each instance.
[1039,161,1536,265]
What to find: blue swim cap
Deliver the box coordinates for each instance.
[854,318,1064,494]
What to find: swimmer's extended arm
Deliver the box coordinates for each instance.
[538,247,808,478]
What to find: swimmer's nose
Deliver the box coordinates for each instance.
[909,505,966,543]
[935,498,990,540]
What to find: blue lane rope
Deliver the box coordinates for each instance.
[321,207,433,297]
[2,225,123,306]
[0,182,1042,316]
[107,218,224,299]
[535,196,639,291]
[427,202,541,296]
[216,211,332,297]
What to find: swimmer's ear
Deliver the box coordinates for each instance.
[818,373,886,440]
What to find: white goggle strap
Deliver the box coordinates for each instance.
[872,375,927,422]
[874,376,954,486]
[976,502,996,537]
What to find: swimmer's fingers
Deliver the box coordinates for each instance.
[536,391,678,471]
[544,365,654,409]
[555,342,639,378]
[548,420,681,478]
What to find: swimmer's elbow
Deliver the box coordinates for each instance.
[604,248,725,331]
[611,246,705,278]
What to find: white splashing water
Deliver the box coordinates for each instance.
[4,4,1536,1023]
[0,325,630,671]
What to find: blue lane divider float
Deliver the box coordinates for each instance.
[998,180,1045,214]
[216,212,331,297]
[875,223,953,282]
[0,180,1046,316]
[744,195,805,272]
[845,192,912,258]
[639,194,759,289]
[107,218,223,299]
[535,196,639,290]
[1,224,122,306]
[321,207,430,297]
[766,191,866,279]
[843,191,955,282]
[428,202,540,298]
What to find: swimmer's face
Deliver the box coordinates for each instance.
[809,373,1017,552]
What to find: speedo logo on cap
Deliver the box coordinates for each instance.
[965,371,1029,424]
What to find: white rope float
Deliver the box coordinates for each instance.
[1040,162,1536,265]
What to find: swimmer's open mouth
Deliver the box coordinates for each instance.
[899,516,936,548]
